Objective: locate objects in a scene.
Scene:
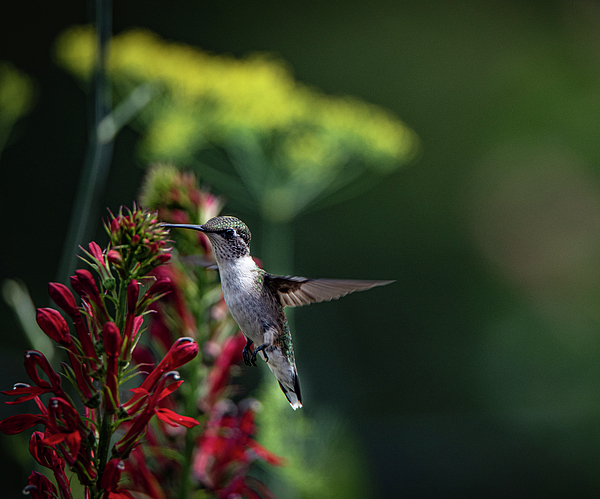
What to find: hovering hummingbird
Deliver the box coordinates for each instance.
[162,216,393,409]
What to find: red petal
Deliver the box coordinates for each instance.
[247,439,285,466]
[0,413,45,434]
[155,408,199,428]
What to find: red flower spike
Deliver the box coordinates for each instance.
[36,308,72,345]
[24,471,58,499]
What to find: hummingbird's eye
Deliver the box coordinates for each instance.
[222,228,236,239]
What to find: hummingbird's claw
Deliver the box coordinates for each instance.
[252,343,269,364]
[242,337,254,367]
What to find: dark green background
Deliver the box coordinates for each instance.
[3,0,600,496]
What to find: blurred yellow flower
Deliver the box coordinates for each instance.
[0,62,35,125]
[54,25,419,221]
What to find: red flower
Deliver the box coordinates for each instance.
[23,471,58,499]
[1,351,66,405]
[115,372,199,458]
[30,431,72,499]
[124,337,198,414]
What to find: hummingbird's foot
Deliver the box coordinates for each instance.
[242,337,254,367]
[251,343,269,365]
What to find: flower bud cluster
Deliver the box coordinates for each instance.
[106,204,172,279]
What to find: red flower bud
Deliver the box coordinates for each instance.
[74,269,101,302]
[164,337,199,370]
[48,282,79,318]
[88,241,103,261]
[127,279,139,315]
[157,253,171,264]
[102,322,121,358]
[36,308,71,345]
[103,322,121,413]
[107,249,123,265]
[73,269,108,323]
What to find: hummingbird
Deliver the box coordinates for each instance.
[162,216,393,410]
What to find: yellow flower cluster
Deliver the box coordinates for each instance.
[54,26,419,221]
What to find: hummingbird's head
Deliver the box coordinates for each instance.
[162,216,252,260]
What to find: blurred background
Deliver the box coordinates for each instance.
[3,0,600,497]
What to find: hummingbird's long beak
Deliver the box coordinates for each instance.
[160,223,206,232]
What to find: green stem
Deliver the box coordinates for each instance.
[95,412,114,498]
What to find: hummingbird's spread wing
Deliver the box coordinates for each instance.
[265,275,395,308]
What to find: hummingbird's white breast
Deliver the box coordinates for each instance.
[216,254,264,343]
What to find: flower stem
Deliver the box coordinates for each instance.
[95,412,114,498]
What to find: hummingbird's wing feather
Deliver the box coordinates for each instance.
[264,275,395,308]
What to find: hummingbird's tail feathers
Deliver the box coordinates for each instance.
[278,379,302,410]
[263,347,303,409]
